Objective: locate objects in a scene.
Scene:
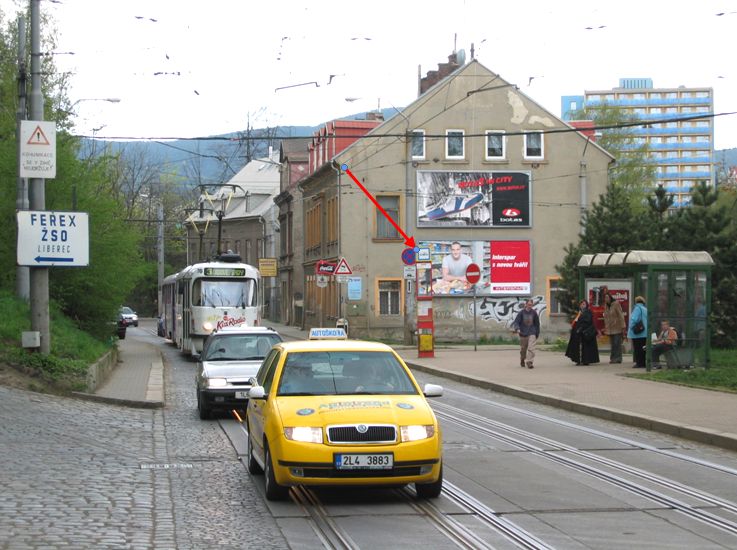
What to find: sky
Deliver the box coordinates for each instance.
[2,0,736,149]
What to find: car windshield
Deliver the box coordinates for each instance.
[277,351,418,396]
[121,307,134,314]
[203,334,281,361]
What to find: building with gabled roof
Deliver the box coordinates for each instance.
[296,54,614,340]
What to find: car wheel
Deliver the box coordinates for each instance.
[415,464,443,499]
[264,443,289,501]
[134,321,139,327]
[197,390,211,420]
[247,425,263,475]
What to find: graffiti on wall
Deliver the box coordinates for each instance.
[476,295,546,327]
[431,295,547,327]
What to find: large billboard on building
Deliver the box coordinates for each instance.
[418,240,531,296]
[416,170,531,227]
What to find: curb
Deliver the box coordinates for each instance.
[71,391,164,409]
[405,361,737,452]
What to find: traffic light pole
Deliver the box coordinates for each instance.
[29,0,50,353]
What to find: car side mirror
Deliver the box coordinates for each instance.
[423,383,443,398]
[248,386,266,400]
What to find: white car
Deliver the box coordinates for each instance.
[119,306,138,327]
[195,326,282,419]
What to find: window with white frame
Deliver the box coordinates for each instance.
[524,132,543,159]
[378,280,401,315]
[411,130,425,159]
[446,130,465,159]
[485,131,505,159]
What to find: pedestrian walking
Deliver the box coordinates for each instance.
[628,295,648,368]
[603,292,626,364]
[511,300,540,369]
[565,299,600,365]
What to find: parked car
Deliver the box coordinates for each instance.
[196,326,282,420]
[119,306,138,327]
[246,328,444,501]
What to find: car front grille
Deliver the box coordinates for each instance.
[327,424,396,444]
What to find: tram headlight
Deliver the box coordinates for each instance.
[202,321,214,334]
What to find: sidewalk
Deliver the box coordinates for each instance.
[89,319,737,451]
[85,323,164,409]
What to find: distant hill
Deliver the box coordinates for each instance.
[84,108,398,189]
[715,148,737,169]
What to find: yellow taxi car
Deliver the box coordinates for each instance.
[246,328,443,501]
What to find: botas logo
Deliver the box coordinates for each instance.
[502,208,520,217]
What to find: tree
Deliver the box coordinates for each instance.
[646,185,675,220]
[555,184,659,316]
[0,11,147,339]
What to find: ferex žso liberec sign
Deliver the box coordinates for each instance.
[17,211,89,267]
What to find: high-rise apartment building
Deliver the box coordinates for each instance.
[562,78,714,207]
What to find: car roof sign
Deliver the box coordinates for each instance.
[309,327,347,340]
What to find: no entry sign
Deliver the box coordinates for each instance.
[465,263,481,284]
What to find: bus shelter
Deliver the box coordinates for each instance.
[577,251,713,371]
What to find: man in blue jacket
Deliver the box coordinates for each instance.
[512,300,541,369]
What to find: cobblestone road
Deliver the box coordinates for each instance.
[0,348,287,549]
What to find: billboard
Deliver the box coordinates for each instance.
[416,170,531,227]
[418,240,531,296]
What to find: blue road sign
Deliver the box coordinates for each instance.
[401,247,416,265]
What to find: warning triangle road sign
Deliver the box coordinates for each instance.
[27,125,51,145]
[334,257,353,275]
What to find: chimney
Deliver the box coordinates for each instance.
[419,52,462,95]
[366,111,384,121]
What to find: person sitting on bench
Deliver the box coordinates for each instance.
[652,319,678,368]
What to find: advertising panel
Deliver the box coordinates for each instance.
[584,279,633,337]
[416,170,530,227]
[418,240,531,296]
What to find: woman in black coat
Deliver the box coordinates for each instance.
[565,299,600,365]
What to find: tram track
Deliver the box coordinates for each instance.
[229,409,547,549]
[441,387,737,479]
[434,401,737,538]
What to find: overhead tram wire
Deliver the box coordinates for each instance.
[72,109,736,143]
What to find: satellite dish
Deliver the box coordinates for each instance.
[456,49,466,65]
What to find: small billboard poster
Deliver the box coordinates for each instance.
[416,170,530,227]
[585,279,633,337]
[417,240,531,296]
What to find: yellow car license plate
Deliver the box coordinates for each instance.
[335,453,393,470]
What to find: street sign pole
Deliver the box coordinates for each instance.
[28,1,49,354]
[473,285,477,352]
[465,263,481,352]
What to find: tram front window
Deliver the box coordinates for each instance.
[194,279,255,307]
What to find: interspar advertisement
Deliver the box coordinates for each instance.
[489,241,531,295]
[418,240,531,296]
[416,170,531,227]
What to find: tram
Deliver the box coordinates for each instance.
[160,253,262,356]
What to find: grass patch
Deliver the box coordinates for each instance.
[627,348,737,393]
[0,290,114,393]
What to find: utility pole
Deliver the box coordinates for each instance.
[29,0,50,353]
[156,182,165,316]
[15,16,29,301]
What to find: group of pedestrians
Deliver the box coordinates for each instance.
[511,293,654,370]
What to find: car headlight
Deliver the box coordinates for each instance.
[206,377,227,388]
[284,427,323,443]
[401,425,435,442]
[202,321,214,334]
